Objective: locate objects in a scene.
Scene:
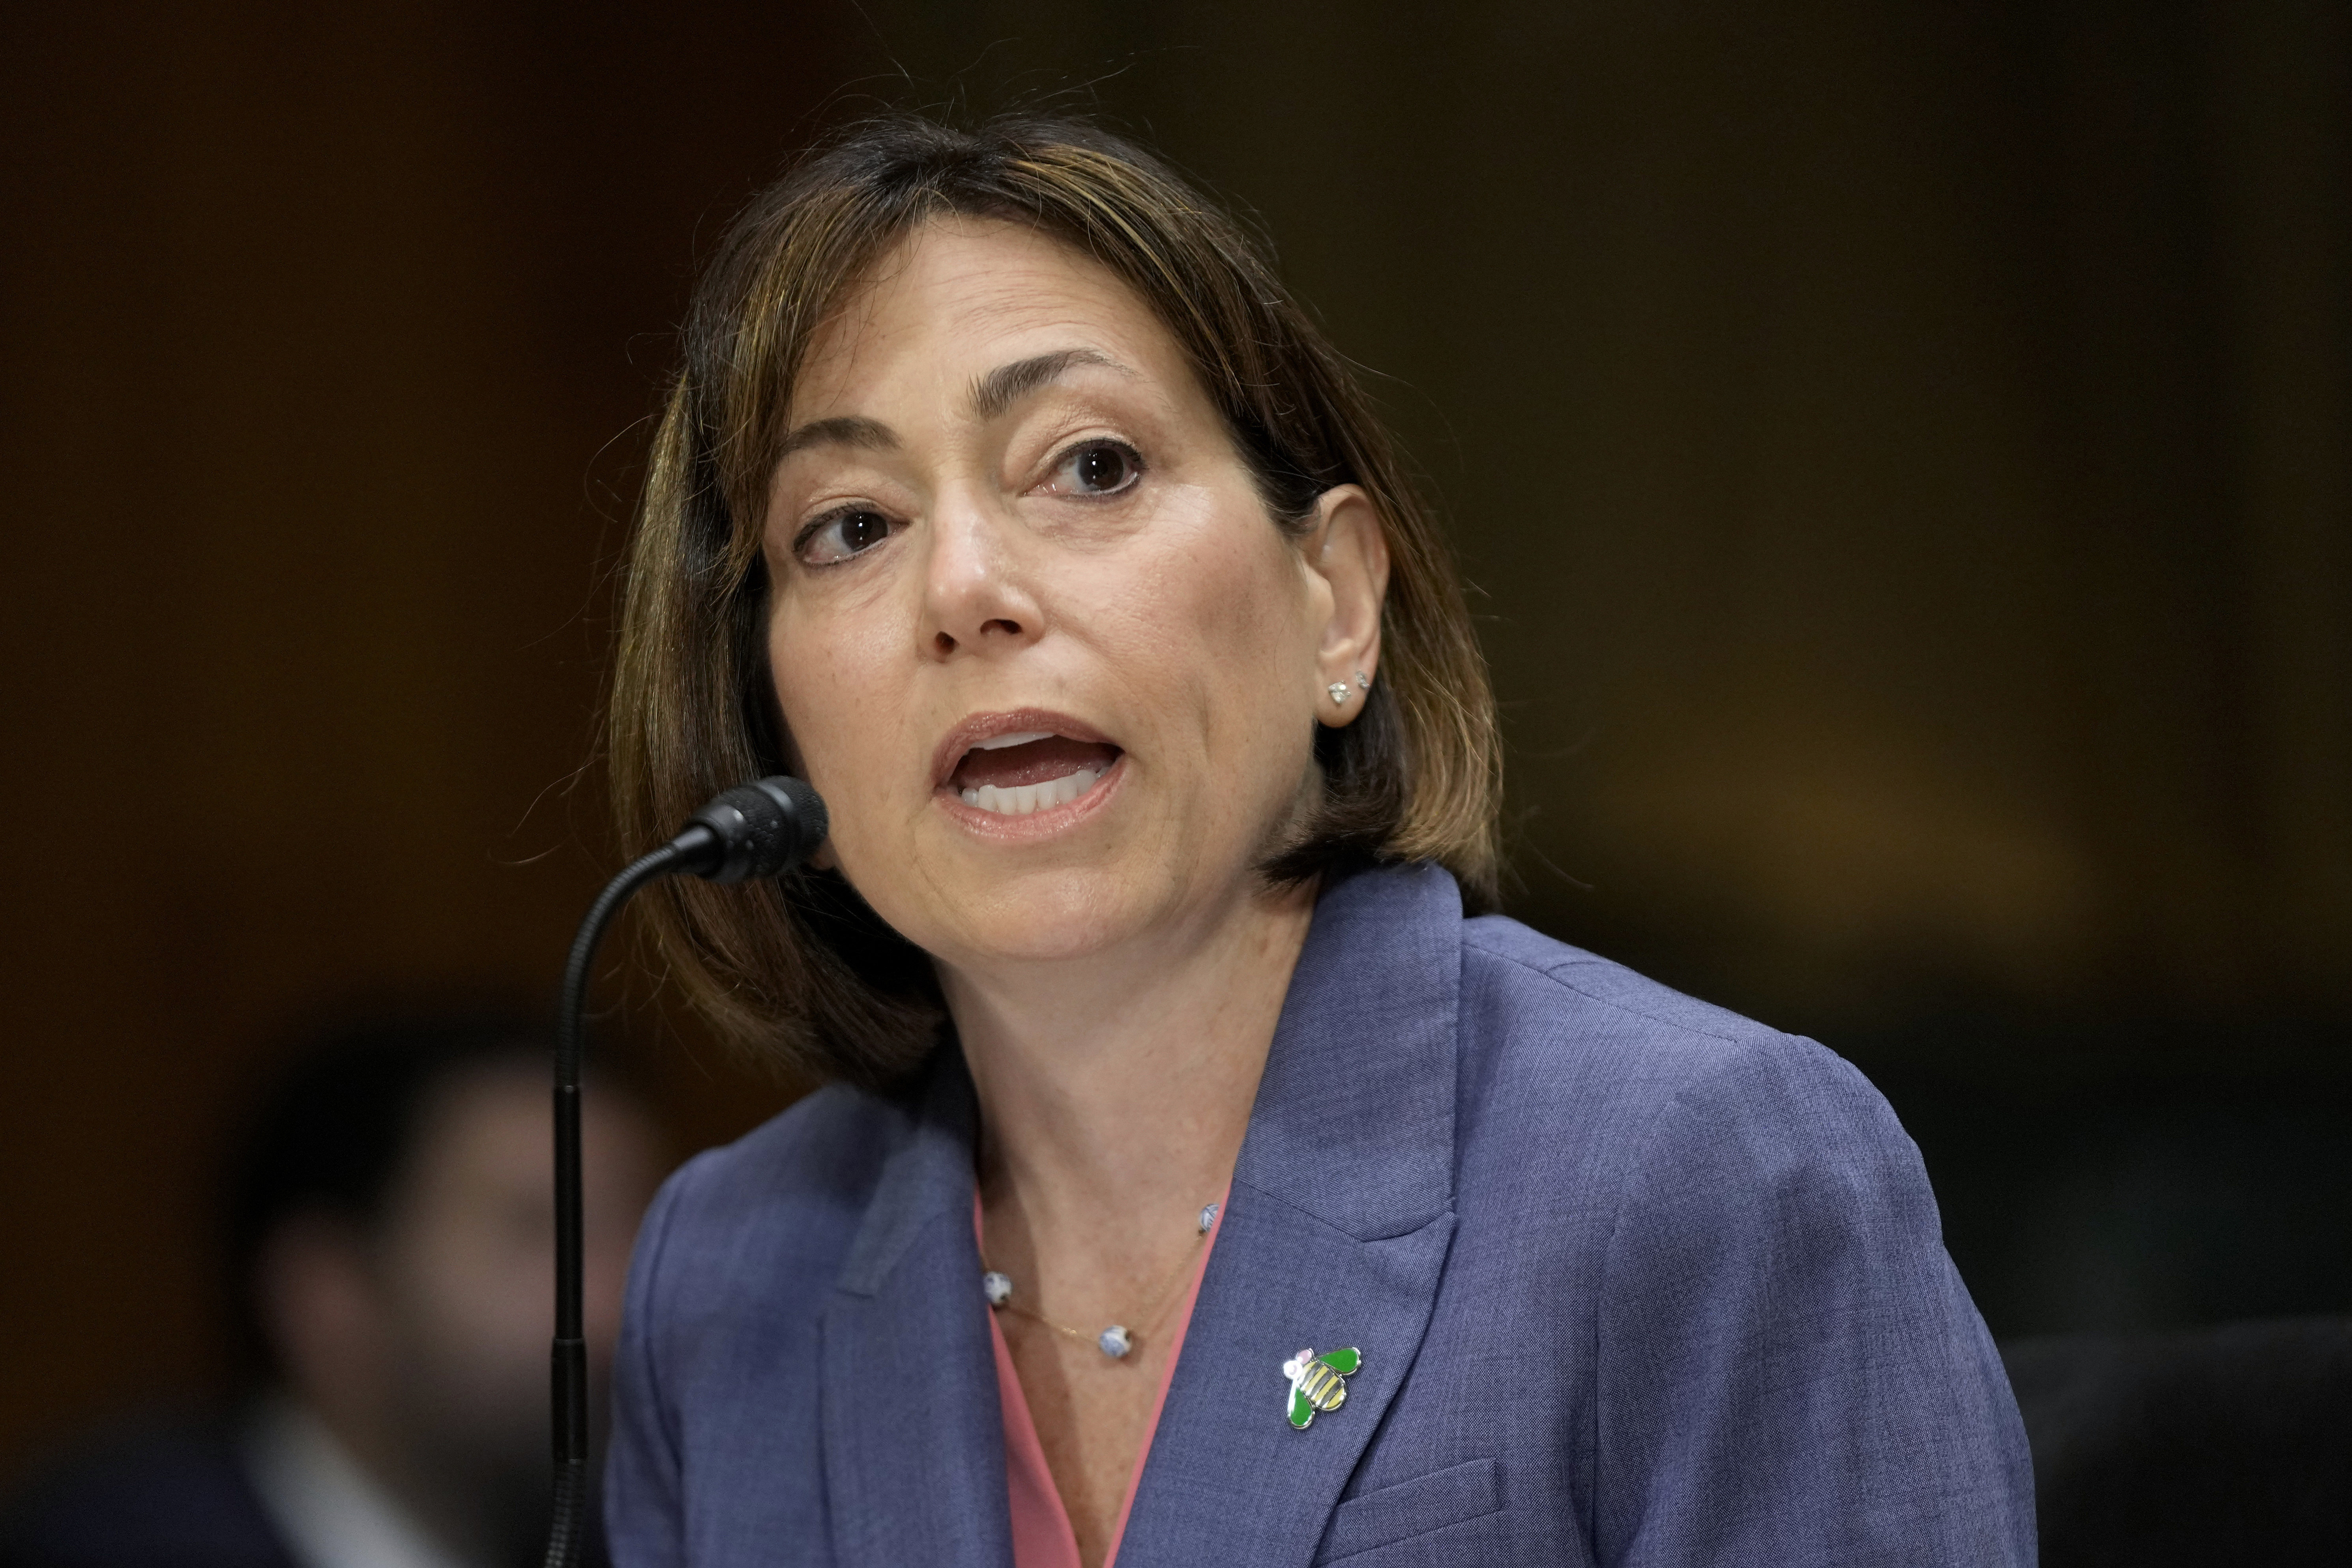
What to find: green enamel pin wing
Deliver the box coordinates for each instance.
[1281,1345,1361,1429]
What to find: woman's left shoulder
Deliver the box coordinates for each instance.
[1444,911,2033,1559]
[1453,912,1913,1188]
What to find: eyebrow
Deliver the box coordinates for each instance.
[970,348,1134,421]
[775,414,897,460]
[774,349,1134,460]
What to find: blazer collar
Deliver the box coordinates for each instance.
[821,1054,1012,1568]
[820,863,1465,1568]
[1120,862,1464,1567]
[835,1050,982,1298]
[1232,861,1461,1239]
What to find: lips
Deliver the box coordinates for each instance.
[933,711,1123,820]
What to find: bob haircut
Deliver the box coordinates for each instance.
[609,111,1502,1089]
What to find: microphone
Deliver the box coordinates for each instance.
[669,775,829,883]
[543,777,829,1568]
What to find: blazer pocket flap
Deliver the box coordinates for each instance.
[1317,1457,1500,1562]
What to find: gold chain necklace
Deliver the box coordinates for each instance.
[981,1202,1219,1359]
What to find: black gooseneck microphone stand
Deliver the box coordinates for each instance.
[543,777,828,1568]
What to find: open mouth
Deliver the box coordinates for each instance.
[947,730,1123,817]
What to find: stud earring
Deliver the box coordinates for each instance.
[1354,669,1372,691]
[1327,682,1350,706]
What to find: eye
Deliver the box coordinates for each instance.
[796,505,895,566]
[1040,439,1143,499]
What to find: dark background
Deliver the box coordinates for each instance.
[3,0,2345,1488]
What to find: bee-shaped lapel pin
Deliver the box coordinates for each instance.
[1281,1346,1362,1430]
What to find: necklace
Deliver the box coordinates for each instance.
[981,1202,1219,1359]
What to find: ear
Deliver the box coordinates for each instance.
[1301,485,1389,728]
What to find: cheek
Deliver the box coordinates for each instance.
[1122,497,1317,743]
[768,595,907,788]
[377,1225,541,1398]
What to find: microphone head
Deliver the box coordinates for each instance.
[681,775,829,883]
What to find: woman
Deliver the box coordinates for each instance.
[602,114,2034,1568]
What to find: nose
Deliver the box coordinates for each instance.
[920,484,1041,660]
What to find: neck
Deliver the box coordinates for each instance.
[946,876,1315,1240]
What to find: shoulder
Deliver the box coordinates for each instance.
[0,1416,295,1568]
[1448,922,2031,1557]
[630,1081,908,1330]
[1452,913,1917,1212]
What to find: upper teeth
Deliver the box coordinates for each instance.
[972,730,1054,750]
[960,767,1105,816]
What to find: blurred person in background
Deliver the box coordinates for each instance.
[0,1013,664,1568]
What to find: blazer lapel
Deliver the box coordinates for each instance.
[1113,865,1464,1568]
[820,1054,1013,1568]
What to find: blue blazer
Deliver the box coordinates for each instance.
[606,864,2035,1566]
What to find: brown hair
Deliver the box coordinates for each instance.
[609,112,1501,1089]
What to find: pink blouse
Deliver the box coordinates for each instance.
[977,1192,1228,1568]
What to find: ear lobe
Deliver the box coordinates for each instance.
[1307,485,1388,726]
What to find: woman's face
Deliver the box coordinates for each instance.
[763,217,1382,976]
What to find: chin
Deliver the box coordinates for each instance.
[923,862,1163,968]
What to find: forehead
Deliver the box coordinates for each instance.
[405,1064,546,1184]
[397,1065,651,1204]
[789,217,1197,420]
